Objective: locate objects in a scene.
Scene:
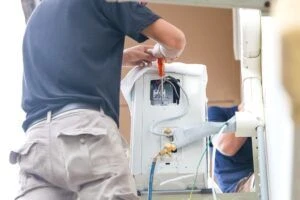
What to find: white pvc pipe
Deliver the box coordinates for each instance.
[240,9,264,123]
[239,9,269,200]
[257,126,269,200]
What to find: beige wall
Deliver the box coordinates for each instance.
[120,4,241,141]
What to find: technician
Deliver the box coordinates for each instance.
[208,105,254,193]
[11,0,186,199]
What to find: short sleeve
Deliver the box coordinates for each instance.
[208,107,227,122]
[225,106,238,119]
[95,0,160,42]
[208,106,238,122]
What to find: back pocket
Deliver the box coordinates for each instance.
[58,128,108,185]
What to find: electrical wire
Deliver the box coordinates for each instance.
[188,123,228,200]
[164,79,180,99]
[149,76,190,136]
[159,174,195,186]
[156,78,180,106]
[188,144,208,200]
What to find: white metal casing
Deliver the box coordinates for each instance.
[129,64,208,191]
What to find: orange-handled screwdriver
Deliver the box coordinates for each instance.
[157,58,165,77]
[157,58,165,103]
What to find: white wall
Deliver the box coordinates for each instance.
[261,17,294,200]
[0,1,26,200]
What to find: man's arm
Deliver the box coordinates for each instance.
[122,19,186,67]
[213,104,247,156]
[213,133,248,156]
[142,18,186,60]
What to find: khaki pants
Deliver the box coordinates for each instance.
[10,109,139,200]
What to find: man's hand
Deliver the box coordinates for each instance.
[122,45,157,67]
[147,43,182,63]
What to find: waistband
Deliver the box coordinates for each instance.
[28,103,101,130]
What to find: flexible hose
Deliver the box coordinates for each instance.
[148,160,157,200]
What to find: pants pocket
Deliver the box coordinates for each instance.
[11,141,50,199]
[10,142,37,165]
[58,127,108,185]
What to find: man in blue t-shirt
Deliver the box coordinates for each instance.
[208,106,254,193]
[12,1,186,199]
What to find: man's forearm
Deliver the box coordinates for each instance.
[213,133,248,156]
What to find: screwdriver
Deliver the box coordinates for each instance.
[157,58,165,104]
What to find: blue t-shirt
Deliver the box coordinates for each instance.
[208,106,254,193]
[22,0,160,131]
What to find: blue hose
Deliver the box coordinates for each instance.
[148,161,156,200]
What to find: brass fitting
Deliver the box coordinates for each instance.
[164,143,177,152]
[163,128,173,135]
[158,143,177,157]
